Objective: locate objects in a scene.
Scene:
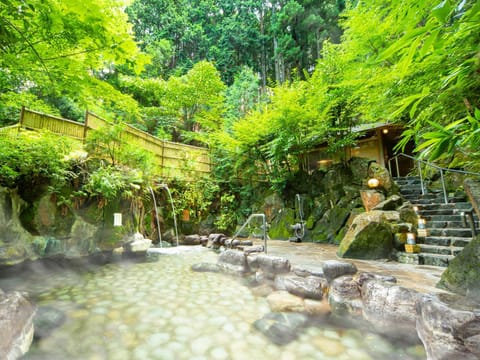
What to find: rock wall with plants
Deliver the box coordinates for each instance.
[258,158,401,246]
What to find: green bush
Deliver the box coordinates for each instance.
[0,131,71,189]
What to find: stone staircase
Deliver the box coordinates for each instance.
[395,176,479,267]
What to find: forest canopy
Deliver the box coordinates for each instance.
[1,0,479,181]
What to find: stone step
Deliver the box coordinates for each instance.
[419,208,463,216]
[407,197,459,205]
[394,176,421,182]
[418,244,464,256]
[426,228,475,238]
[421,214,466,222]
[429,220,480,229]
[419,253,454,267]
[413,202,473,211]
[393,251,454,267]
[418,236,472,247]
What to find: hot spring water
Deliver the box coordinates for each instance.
[0,249,426,360]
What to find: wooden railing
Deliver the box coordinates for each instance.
[14,107,211,179]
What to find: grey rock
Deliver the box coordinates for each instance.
[253,312,309,345]
[291,265,324,278]
[0,290,36,359]
[328,275,363,317]
[123,233,152,253]
[362,280,420,341]
[243,245,265,254]
[255,254,291,279]
[33,306,66,340]
[191,262,220,273]
[217,249,249,275]
[283,275,327,300]
[246,254,259,271]
[322,260,357,283]
[356,271,397,286]
[207,233,226,249]
[416,294,480,360]
[182,234,201,245]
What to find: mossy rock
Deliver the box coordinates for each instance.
[437,234,480,298]
[337,212,393,259]
[268,208,295,240]
[307,206,351,244]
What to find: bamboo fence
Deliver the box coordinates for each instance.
[11,107,211,179]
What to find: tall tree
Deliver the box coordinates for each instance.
[0,0,147,123]
[126,0,345,85]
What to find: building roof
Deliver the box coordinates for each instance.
[351,122,401,133]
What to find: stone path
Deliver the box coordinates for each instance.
[255,240,446,295]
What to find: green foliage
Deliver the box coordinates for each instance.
[85,123,155,178]
[0,131,71,188]
[84,166,127,202]
[171,178,220,222]
[0,0,147,124]
[127,0,345,85]
[214,193,237,231]
[85,124,125,166]
[120,61,226,144]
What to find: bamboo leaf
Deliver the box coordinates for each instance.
[399,37,421,78]
[432,0,453,24]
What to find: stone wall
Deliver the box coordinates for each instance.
[0,186,143,266]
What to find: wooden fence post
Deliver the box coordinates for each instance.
[83,109,89,143]
[19,106,25,131]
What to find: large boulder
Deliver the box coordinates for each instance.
[361,280,420,341]
[0,290,36,359]
[416,294,480,360]
[337,211,393,259]
[218,249,249,275]
[308,205,352,243]
[268,208,295,240]
[437,234,480,299]
[65,217,100,258]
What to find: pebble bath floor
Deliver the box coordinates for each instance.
[8,248,427,360]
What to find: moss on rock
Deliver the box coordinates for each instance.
[437,234,480,298]
[268,208,295,240]
[337,211,393,259]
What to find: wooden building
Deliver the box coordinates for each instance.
[307,123,415,177]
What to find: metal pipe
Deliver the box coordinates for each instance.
[440,169,448,204]
[418,160,425,195]
[232,213,268,254]
[395,157,400,178]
